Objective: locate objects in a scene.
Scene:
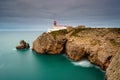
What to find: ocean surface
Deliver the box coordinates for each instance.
[0,31,105,80]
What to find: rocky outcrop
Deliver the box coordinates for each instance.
[32,30,67,54]
[32,26,120,80]
[16,40,30,49]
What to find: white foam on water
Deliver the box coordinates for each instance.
[62,54,93,68]
[72,59,93,67]
[30,47,33,50]
[94,65,105,72]
[12,48,16,51]
[12,47,32,51]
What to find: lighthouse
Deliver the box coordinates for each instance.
[53,20,57,27]
[47,20,67,32]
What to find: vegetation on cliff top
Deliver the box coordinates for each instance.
[50,29,68,39]
[71,28,93,37]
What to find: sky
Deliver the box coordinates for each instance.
[0,0,120,30]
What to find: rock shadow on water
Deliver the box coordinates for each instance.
[32,51,73,66]
[16,48,30,54]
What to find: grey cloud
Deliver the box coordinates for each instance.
[0,0,120,29]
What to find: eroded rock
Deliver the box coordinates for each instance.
[32,31,67,54]
[16,40,30,49]
[65,28,120,70]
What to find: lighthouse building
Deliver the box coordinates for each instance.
[48,20,67,32]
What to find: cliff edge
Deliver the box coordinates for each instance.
[32,26,120,80]
[106,49,120,80]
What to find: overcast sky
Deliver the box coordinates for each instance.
[0,0,120,30]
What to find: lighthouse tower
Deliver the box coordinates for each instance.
[53,20,57,27]
[48,20,67,32]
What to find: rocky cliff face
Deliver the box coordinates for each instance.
[66,28,120,70]
[32,26,120,80]
[106,49,120,80]
[32,30,67,54]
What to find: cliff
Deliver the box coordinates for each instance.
[106,49,120,80]
[32,26,120,80]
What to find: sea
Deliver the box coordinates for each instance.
[0,31,105,80]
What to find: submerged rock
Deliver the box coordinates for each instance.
[32,26,120,80]
[16,40,30,49]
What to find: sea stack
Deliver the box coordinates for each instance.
[16,40,30,49]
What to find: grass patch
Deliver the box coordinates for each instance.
[71,28,90,36]
[50,29,67,39]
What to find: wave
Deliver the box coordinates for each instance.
[62,54,93,68]
[72,59,93,67]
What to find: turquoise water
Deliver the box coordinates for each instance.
[0,31,105,80]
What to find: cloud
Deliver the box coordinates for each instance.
[0,0,120,29]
